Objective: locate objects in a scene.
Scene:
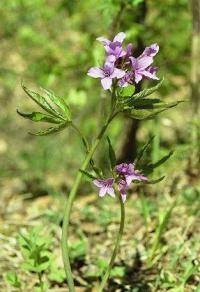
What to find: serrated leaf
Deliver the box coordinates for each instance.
[29,122,71,136]
[79,169,96,180]
[127,100,183,120]
[107,136,116,169]
[17,110,62,124]
[22,84,63,120]
[119,78,164,104]
[126,98,162,109]
[134,78,164,99]
[41,88,71,121]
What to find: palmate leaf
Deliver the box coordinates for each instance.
[29,121,71,136]
[119,78,164,104]
[22,83,63,120]
[19,84,73,136]
[41,88,71,121]
[17,110,62,124]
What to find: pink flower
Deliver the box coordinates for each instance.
[97,32,126,60]
[116,163,148,185]
[118,179,128,203]
[93,178,115,198]
[88,59,125,90]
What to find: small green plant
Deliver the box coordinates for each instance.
[19,226,51,291]
[5,271,22,291]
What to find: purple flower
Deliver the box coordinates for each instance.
[130,56,159,83]
[97,32,126,60]
[118,71,134,87]
[93,178,115,198]
[87,60,125,90]
[125,43,133,58]
[145,66,159,80]
[142,43,159,58]
[116,163,148,185]
[118,179,128,203]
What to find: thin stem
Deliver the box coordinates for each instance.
[61,113,118,291]
[38,272,43,291]
[71,123,89,152]
[98,190,125,292]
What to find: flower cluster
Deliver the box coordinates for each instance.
[88,32,159,90]
[93,163,147,203]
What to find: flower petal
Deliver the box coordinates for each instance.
[121,194,127,203]
[134,72,143,83]
[99,187,107,197]
[111,68,125,79]
[137,57,153,70]
[105,55,116,64]
[125,174,141,185]
[87,67,104,78]
[130,56,137,67]
[106,178,114,185]
[113,32,126,43]
[143,43,159,57]
[101,77,112,90]
[93,179,104,187]
[107,187,115,197]
[126,43,133,57]
[96,37,110,45]
[142,70,159,80]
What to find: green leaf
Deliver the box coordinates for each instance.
[29,122,71,136]
[144,151,174,174]
[135,136,154,165]
[146,176,165,184]
[133,78,164,99]
[119,78,164,105]
[127,100,183,120]
[6,272,21,288]
[69,239,87,260]
[90,160,103,178]
[79,169,96,180]
[126,98,162,109]
[132,0,144,6]
[110,266,126,277]
[22,84,63,119]
[41,88,71,121]
[17,110,62,124]
[107,136,116,169]
[120,85,135,97]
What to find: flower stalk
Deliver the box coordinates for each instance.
[61,112,117,291]
[98,186,125,292]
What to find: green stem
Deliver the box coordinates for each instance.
[38,272,43,291]
[61,113,117,291]
[98,190,125,292]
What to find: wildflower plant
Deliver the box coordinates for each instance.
[18,32,183,291]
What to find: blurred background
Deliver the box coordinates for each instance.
[1,0,200,291]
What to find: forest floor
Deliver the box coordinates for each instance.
[1,158,200,291]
